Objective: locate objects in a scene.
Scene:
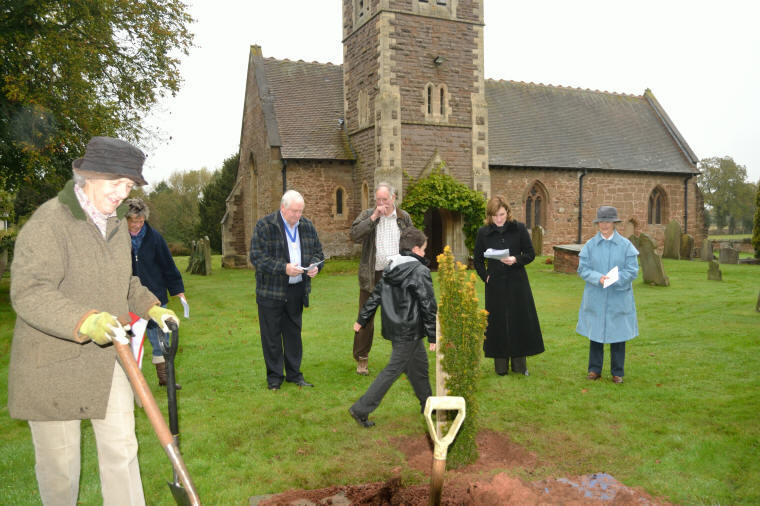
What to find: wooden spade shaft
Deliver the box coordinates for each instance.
[114,340,201,505]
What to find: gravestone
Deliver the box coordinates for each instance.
[756,291,760,312]
[700,240,714,261]
[707,260,722,281]
[187,236,212,275]
[531,225,544,256]
[638,233,669,286]
[680,234,694,260]
[719,247,739,265]
[662,220,681,259]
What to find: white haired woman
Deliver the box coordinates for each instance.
[125,197,186,388]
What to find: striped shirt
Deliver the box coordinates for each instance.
[375,208,401,271]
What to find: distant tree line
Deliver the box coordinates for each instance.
[697,156,757,234]
[137,154,238,254]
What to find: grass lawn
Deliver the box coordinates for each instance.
[1,255,758,504]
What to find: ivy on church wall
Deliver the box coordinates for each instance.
[401,169,486,252]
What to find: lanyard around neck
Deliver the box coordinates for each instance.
[285,224,298,243]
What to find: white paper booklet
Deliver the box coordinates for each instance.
[298,259,325,272]
[603,266,619,288]
[180,296,190,318]
[484,248,510,259]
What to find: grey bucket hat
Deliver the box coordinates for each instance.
[593,205,622,223]
[72,136,148,186]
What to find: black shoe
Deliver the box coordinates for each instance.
[268,384,281,391]
[349,407,375,428]
[293,379,314,387]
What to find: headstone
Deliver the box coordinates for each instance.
[700,240,714,261]
[628,234,640,250]
[718,247,739,265]
[680,234,694,260]
[187,237,212,275]
[756,291,760,312]
[531,225,544,256]
[707,260,722,281]
[662,220,681,259]
[638,233,670,286]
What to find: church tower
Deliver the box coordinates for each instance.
[342,0,490,207]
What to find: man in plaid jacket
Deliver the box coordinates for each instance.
[250,190,324,390]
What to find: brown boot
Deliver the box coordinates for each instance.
[356,358,369,375]
[155,362,181,389]
[155,362,168,386]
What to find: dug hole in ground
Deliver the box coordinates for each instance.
[250,429,670,505]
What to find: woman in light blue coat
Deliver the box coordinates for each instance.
[576,206,639,383]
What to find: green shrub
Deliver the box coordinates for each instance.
[402,169,486,252]
[436,245,488,468]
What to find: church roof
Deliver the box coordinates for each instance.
[485,80,699,174]
[259,58,354,160]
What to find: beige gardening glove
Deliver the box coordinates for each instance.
[148,306,179,333]
[79,312,124,345]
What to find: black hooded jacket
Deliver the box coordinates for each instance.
[357,251,437,343]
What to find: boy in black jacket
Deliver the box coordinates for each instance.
[349,227,437,428]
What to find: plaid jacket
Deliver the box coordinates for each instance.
[249,211,324,306]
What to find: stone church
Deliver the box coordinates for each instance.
[222,0,704,267]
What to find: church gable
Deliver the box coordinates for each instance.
[485,80,698,174]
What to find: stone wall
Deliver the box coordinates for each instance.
[283,160,360,258]
[490,168,705,254]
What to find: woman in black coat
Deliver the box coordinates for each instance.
[473,196,544,376]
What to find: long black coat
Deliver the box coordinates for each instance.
[473,221,544,358]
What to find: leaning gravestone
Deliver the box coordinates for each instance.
[680,234,694,260]
[719,247,739,265]
[638,233,670,286]
[662,220,681,259]
[707,260,722,281]
[756,291,760,312]
[531,225,544,256]
[700,240,714,261]
[187,236,212,275]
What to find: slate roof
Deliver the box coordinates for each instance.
[485,80,699,174]
[257,58,353,160]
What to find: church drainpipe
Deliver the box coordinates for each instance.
[281,159,288,194]
[683,175,690,233]
[577,169,587,243]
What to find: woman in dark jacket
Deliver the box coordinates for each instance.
[126,198,186,387]
[473,195,544,376]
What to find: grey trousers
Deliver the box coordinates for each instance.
[351,338,432,417]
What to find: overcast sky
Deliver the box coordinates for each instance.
[142,0,760,187]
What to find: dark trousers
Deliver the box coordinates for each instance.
[353,270,384,361]
[588,341,626,377]
[494,356,527,375]
[258,283,305,387]
[351,339,432,418]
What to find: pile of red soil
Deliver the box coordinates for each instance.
[254,430,668,505]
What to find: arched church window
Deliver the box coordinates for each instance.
[426,84,433,115]
[336,188,344,215]
[439,87,445,116]
[525,183,547,230]
[648,187,666,224]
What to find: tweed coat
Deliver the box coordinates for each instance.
[350,207,413,293]
[249,211,324,306]
[8,180,158,421]
[576,230,639,343]
[473,221,545,358]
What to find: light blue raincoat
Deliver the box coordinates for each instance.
[576,230,639,343]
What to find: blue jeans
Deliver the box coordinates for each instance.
[588,341,626,377]
[146,305,168,362]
